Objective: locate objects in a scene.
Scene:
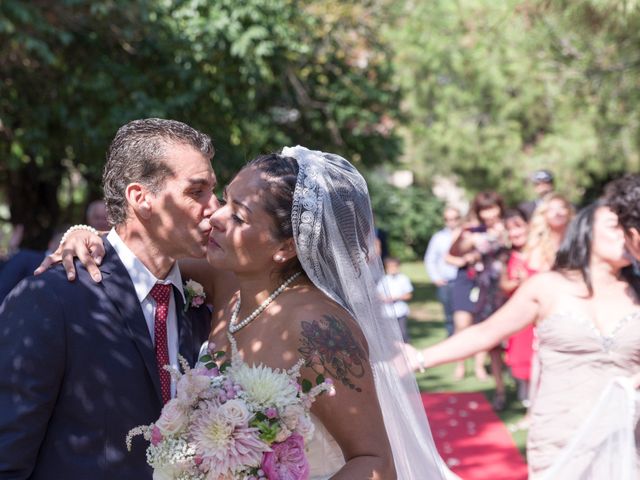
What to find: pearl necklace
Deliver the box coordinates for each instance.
[227,271,302,334]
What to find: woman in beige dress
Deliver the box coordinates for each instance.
[411,201,640,478]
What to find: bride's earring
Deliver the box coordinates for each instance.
[274,255,284,263]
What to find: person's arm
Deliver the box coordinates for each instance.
[0,276,65,476]
[34,228,105,282]
[449,227,475,257]
[500,258,529,296]
[411,274,546,371]
[297,310,396,479]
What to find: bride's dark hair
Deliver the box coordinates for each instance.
[553,200,640,296]
[245,153,303,281]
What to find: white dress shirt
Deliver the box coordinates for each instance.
[107,229,185,397]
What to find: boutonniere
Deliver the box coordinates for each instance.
[183,279,206,311]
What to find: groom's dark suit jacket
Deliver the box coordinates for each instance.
[0,239,211,479]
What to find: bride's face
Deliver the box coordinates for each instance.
[591,206,632,268]
[206,167,287,274]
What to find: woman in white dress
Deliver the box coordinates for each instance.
[47,147,453,479]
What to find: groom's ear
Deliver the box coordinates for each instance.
[125,183,152,220]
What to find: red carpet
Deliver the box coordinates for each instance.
[422,392,528,480]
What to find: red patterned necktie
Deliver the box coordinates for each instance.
[150,283,172,404]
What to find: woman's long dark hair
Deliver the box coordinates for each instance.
[553,200,640,297]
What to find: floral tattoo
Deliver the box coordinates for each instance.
[298,315,366,392]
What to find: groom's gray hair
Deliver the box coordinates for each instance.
[102,118,214,226]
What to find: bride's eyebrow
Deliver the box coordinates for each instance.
[223,186,253,214]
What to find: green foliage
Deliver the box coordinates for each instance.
[369,175,444,260]
[301,378,313,393]
[0,0,400,247]
[388,0,640,205]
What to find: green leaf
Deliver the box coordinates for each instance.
[301,379,312,393]
[315,374,325,385]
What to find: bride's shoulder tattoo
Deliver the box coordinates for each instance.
[298,314,366,392]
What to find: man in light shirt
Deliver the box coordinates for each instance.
[424,206,461,336]
[0,119,218,479]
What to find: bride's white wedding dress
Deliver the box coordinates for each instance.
[307,414,345,479]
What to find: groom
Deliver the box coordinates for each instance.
[0,119,218,478]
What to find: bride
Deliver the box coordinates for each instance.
[48,146,453,479]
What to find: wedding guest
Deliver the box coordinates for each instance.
[86,199,110,231]
[519,169,555,220]
[499,209,535,410]
[0,119,215,478]
[524,193,574,271]
[424,206,461,336]
[448,191,506,381]
[0,226,66,303]
[409,202,640,478]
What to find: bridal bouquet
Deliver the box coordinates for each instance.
[126,336,334,480]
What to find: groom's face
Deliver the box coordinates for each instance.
[148,142,219,259]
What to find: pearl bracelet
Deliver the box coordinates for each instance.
[60,224,99,245]
[416,351,426,371]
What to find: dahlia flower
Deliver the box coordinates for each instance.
[191,404,269,478]
[231,363,299,410]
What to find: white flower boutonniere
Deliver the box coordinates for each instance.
[183,279,206,311]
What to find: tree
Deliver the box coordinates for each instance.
[388,0,640,205]
[0,0,400,248]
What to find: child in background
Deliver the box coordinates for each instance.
[378,257,414,343]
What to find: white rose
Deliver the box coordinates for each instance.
[176,372,211,404]
[282,404,304,431]
[218,399,251,426]
[153,466,175,480]
[185,279,204,296]
[155,399,188,436]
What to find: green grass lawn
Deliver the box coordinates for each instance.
[401,261,528,456]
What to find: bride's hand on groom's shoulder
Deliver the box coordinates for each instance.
[34,227,105,282]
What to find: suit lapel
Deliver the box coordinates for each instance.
[100,239,162,403]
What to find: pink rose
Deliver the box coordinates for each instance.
[261,433,309,480]
[150,425,163,446]
[192,296,205,307]
[177,371,211,404]
[265,407,278,419]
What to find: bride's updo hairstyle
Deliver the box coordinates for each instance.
[244,153,304,281]
[244,151,375,286]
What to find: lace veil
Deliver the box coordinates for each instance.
[281,145,452,479]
